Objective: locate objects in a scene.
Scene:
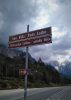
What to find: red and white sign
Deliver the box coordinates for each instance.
[9,27,52,48]
[19,69,26,76]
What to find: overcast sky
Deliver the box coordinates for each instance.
[0,0,71,65]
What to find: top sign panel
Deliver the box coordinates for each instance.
[9,27,51,42]
[9,27,52,48]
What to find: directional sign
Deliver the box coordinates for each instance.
[19,69,27,76]
[9,27,52,48]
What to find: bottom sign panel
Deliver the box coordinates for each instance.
[9,36,52,48]
[19,69,26,76]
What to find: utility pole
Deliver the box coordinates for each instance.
[24,25,29,100]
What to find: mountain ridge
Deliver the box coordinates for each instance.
[0,43,71,80]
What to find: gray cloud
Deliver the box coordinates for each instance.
[52,33,71,51]
[0,0,38,44]
[0,0,71,64]
[30,32,71,63]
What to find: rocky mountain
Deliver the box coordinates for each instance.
[0,44,35,63]
[0,44,25,58]
[49,60,71,79]
[59,61,71,78]
[0,44,62,84]
[0,43,71,84]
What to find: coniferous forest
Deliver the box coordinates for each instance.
[0,44,71,89]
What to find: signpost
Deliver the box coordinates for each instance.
[8,26,52,100]
[9,27,52,48]
[24,25,29,100]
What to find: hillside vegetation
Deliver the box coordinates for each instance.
[0,44,71,89]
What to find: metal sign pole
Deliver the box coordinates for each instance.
[24,25,29,100]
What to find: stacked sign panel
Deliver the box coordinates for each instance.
[9,27,52,48]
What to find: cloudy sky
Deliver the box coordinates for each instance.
[0,0,71,64]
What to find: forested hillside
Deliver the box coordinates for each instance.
[0,44,71,89]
